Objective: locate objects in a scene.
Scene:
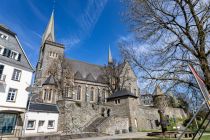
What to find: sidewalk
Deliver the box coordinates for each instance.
[72,132,150,140]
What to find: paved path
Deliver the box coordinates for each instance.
[72,132,150,140]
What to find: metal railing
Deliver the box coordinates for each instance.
[0,74,6,82]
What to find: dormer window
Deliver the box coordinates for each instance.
[10,51,18,59]
[1,48,21,61]
[0,32,8,40]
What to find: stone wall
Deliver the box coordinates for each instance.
[165,107,187,119]
[57,100,104,134]
[135,106,187,131]
[137,106,160,131]
[97,116,129,135]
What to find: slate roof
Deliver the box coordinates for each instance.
[0,25,33,71]
[28,102,59,113]
[107,89,138,101]
[42,75,56,86]
[65,58,104,83]
[74,71,83,80]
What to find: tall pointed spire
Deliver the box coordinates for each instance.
[42,11,55,44]
[108,45,113,64]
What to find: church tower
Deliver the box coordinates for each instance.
[35,11,64,87]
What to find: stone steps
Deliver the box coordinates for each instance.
[83,117,108,132]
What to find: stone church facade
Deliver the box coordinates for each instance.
[33,12,187,135]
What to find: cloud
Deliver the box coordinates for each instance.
[118,33,149,54]
[60,36,81,49]
[77,0,108,37]
[31,31,42,39]
[62,0,108,48]
[27,1,47,22]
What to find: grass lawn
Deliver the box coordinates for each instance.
[200,135,210,140]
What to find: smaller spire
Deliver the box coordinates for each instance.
[108,45,113,64]
[154,85,164,95]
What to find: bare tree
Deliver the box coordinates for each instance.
[48,55,74,99]
[121,0,210,98]
[102,60,132,94]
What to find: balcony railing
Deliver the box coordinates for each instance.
[0,74,6,82]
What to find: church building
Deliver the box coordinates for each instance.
[29,11,186,135]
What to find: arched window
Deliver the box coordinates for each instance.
[129,83,131,92]
[77,86,81,100]
[85,87,88,102]
[44,89,47,100]
[102,89,106,102]
[134,89,137,95]
[65,86,73,99]
[48,89,52,101]
[90,87,94,101]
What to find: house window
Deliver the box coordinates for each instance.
[48,120,55,129]
[7,88,17,102]
[77,86,81,100]
[38,120,45,127]
[27,120,36,130]
[12,69,21,81]
[90,87,94,101]
[0,32,8,40]
[0,65,4,80]
[10,51,18,60]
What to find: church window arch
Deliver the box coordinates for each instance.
[102,88,106,102]
[65,86,73,99]
[44,89,47,100]
[134,89,137,95]
[85,86,88,102]
[90,87,94,101]
[77,85,81,100]
[128,83,131,92]
[48,89,52,101]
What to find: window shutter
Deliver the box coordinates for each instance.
[3,48,7,56]
[7,50,11,57]
[17,54,21,61]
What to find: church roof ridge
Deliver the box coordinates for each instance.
[65,58,103,68]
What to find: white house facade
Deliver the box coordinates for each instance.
[23,103,59,136]
[0,25,33,136]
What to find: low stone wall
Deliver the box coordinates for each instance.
[137,106,160,131]
[165,107,187,119]
[97,116,129,135]
[57,101,100,133]
[19,134,60,140]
